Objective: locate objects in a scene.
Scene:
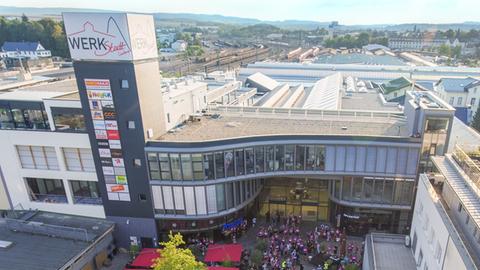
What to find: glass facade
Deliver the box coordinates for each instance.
[70,180,102,205]
[0,101,49,130]
[146,144,326,181]
[51,107,86,132]
[151,178,261,216]
[332,176,414,205]
[26,177,67,203]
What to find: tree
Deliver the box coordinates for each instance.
[153,232,206,270]
[438,44,451,57]
[471,106,480,132]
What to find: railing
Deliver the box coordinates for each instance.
[452,145,480,189]
[5,218,91,242]
[208,105,406,123]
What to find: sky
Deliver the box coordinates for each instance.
[1,0,480,25]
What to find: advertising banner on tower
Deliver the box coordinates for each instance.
[63,12,158,61]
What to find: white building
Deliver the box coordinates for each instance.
[0,79,105,218]
[435,77,480,123]
[409,147,480,270]
[160,78,208,131]
[1,41,52,59]
[171,40,188,52]
[157,33,175,45]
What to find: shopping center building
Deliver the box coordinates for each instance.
[0,12,458,248]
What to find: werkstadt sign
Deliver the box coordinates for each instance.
[63,12,158,61]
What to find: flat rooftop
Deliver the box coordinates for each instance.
[0,211,114,270]
[364,233,416,270]
[341,91,402,112]
[156,109,411,142]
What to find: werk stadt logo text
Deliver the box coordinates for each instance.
[66,17,131,57]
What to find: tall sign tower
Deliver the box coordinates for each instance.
[63,12,166,248]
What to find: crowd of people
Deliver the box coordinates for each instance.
[253,214,363,270]
[186,213,363,270]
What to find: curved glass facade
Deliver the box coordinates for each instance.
[151,178,262,217]
[147,144,325,181]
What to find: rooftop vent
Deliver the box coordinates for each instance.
[0,240,13,249]
[341,126,348,130]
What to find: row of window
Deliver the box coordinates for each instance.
[17,146,95,172]
[447,96,479,107]
[152,179,261,216]
[0,103,49,130]
[147,145,325,181]
[25,177,101,205]
[332,176,415,205]
[0,101,87,132]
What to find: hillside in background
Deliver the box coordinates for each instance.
[1,5,480,31]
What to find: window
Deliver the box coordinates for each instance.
[225,150,235,177]
[159,153,171,180]
[121,79,129,89]
[133,159,142,167]
[274,145,284,171]
[6,102,49,130]
[449,97,454,105]
[285,145,295,170]
[26,177,67,203]
[254,146,265,173]
[458,202,463,212]
[265,145,275,172]
[167,113,171,123]
[471,98,476,106]
[62,148,95,172]
[148,153,160,180]
[16,145,59,170]
[215,152,225,178]
[235,149,245,175]
[466,215,470,225]
[51,107,86,132]
[192,154,203,180]
[216,184,226,211]
[70,180,101,204]
[180,154,193,180]
[139,194,147,202]
[295,145,305,170]
[170,154,181,180]
[457,97,463,106]
[203,153,215,180]
[0,105,14,129]
[245,148,255,174]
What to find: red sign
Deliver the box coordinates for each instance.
[107,130,120,140]
[111,185,125,192]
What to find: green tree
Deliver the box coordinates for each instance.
[438,44,451,57]
[451,45,462,58]
[471,106,480,132]
[153,232,206,270]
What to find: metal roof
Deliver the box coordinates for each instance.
[1,41,44,52]
[438,77,478,92]
[245,72,279,92]
[432,155,480,227]
[302,73,342,110]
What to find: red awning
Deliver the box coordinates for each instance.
[126,248,160,269]
[204,244,243,262]
[207,267,239,270]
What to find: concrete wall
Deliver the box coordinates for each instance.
[162,81,208,131]
[410,175,471,270]
[0,130,105,218]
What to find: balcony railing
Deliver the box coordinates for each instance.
[452,145,480,189]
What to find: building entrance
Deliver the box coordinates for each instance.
[259,177,330,222]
